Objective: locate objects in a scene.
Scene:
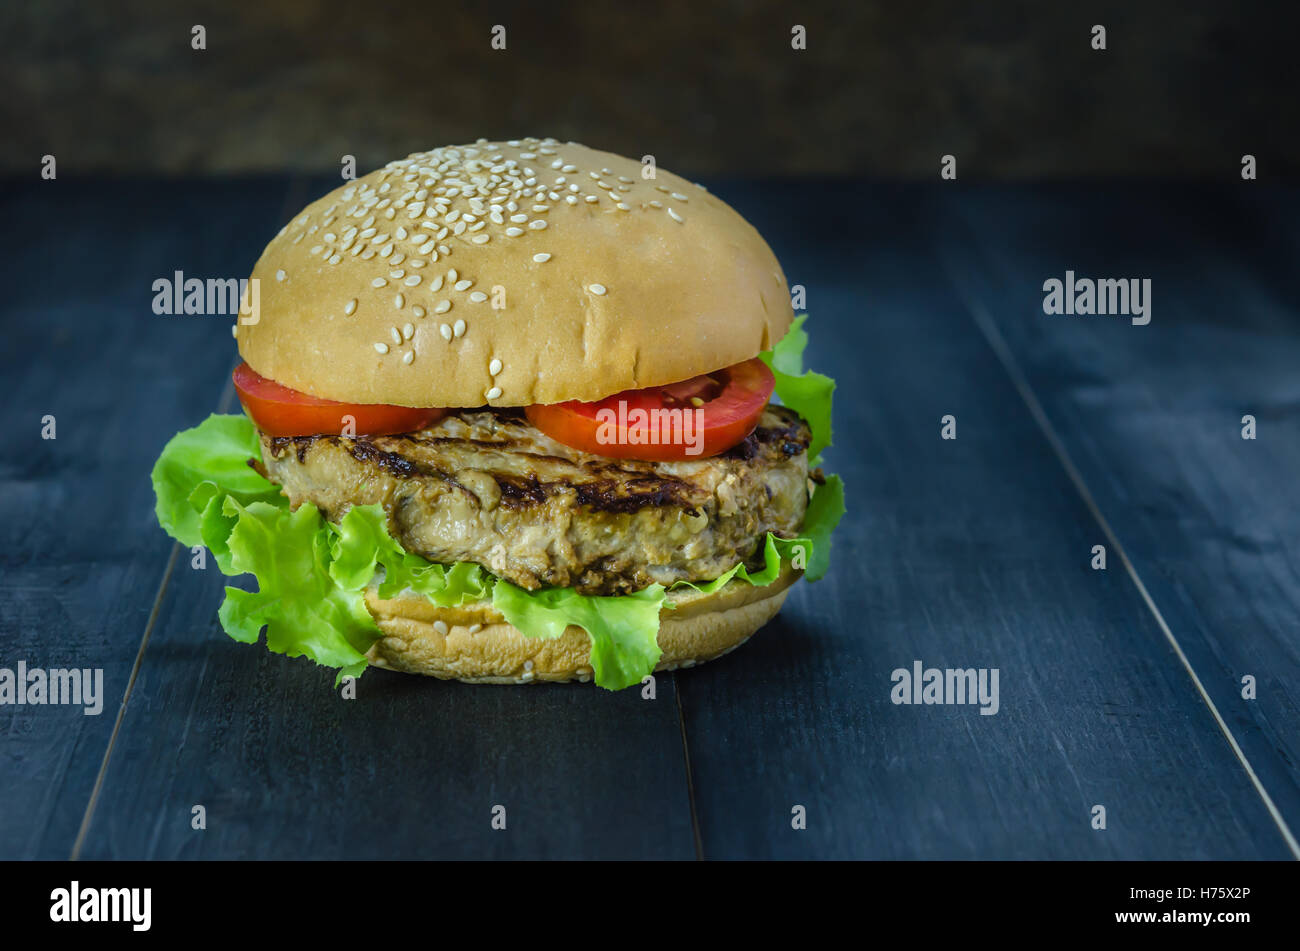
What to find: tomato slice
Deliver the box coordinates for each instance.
[525,358,775,460]
[232,363,447,437]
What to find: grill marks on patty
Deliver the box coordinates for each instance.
[267,409,755,515]
[259,406,811,594]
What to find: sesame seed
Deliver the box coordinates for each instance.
[529,220,547,230]
[468,623,482,634]
[430,275,444,292]
[433,620,449,635]
[275,269,287,282]
[344,298,358,316]
[405,275,421,287]
[412,305,426,318]
[453,319,466,337]
[616,203,630,211]
[439,323,452,340]
[667,207,684,223]
[486,386,502,400]
[533,252,551,263]
[372,278,387,288]
[394,293,404,308]
[403,323,414,340]
[671,192,689,201]
[505,227,524,237]
[230,324,238,337]
[374,342,389,354]
[448,269,458,282]
[434,299,452,314]
[454,279,472,291]
[649,200,663,208]
[489,358,502,375]
[403,351,414,365]
[390,327,402,345]
[471,234,490,244]
[589,283,607,295]
[469,291,487,302]
[389,269,405,279]
[328,254,341,264]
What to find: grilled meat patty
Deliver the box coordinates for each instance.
[256,405,812,595]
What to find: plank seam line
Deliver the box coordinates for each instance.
[673,675,706,860]
[69,543,180,860]
[69,360,244,860]
[67,178,304,858]
[941,251,1300,860]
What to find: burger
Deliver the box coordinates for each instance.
[152,137,844,690]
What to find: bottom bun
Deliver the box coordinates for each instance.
[362,564,801,684]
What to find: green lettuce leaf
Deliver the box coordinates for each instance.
[152,414,488,685]
[760,314,835,465]
[329,503,493,604]
[152,414,281,547]
[493,582,667,691]
[214,497,376,680]
[797,473,846,582]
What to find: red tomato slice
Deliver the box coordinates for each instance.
[525,358,775,460]
[232,363,447,437]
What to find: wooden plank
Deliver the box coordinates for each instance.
[0,178,294,858]
[82,592,696,859]
[74,177,696,861]
[931,183,1300,846]
[673,183,1293,859]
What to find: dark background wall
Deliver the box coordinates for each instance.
[3,0,1297,180]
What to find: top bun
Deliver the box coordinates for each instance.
[235,138,793,407]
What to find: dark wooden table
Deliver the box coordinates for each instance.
[3,178,1298,860]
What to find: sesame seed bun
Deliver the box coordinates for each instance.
[362,563,801,684]
[235,137,794,407]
